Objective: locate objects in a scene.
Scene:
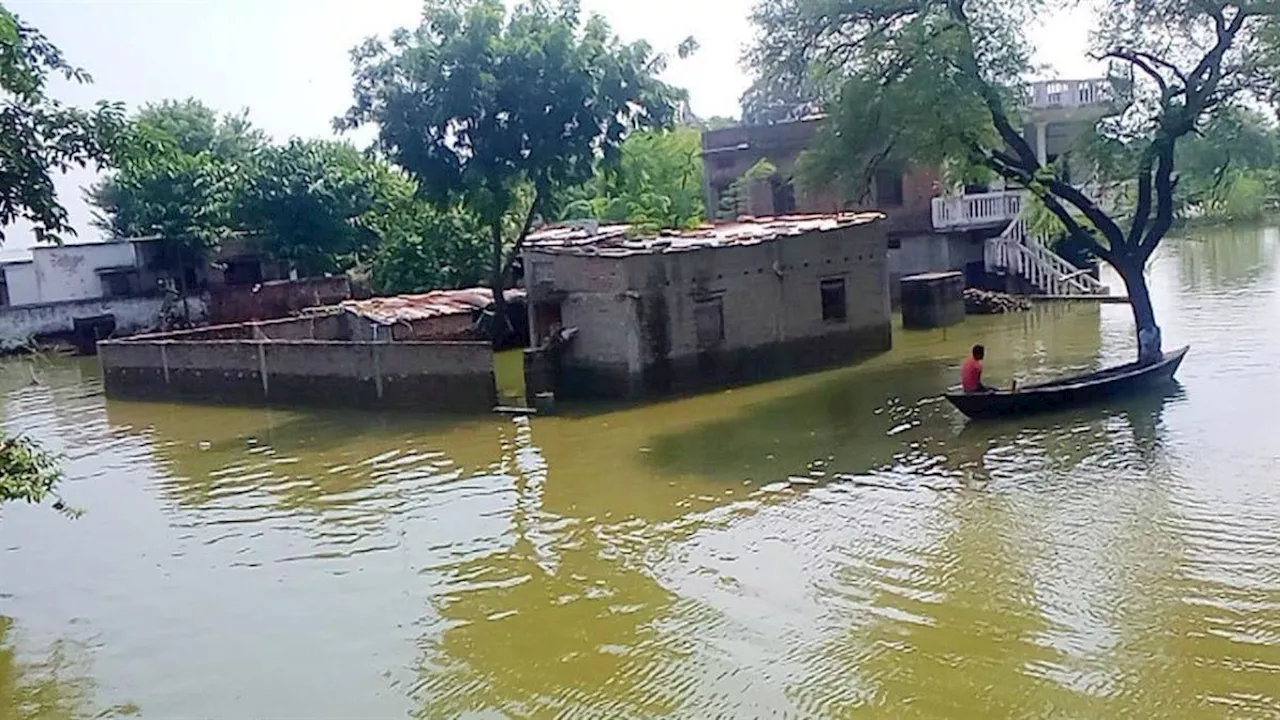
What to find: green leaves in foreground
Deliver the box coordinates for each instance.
[0,434,69,515]
[0,4,130,245]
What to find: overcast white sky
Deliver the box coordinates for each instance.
[3,0,1100,251]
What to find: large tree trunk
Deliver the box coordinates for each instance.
[1115,256,1163,365]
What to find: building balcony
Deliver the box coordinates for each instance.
[1026,79,1113,109]
[1024,78,1117,125]
[931,190,1024,231]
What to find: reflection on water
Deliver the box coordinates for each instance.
[2,228,1279,718]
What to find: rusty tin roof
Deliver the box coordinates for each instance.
[524,213,884,258]
[340,287,526,326]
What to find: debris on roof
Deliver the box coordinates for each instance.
[524,213,884,257]
[339,287,526,326]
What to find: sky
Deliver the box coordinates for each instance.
[3,0,1100,252]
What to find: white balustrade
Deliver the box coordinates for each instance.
[1026,79,1112,109]
[984,203,1110,296]
[931,190,1023,230]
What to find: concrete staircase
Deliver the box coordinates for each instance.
[984,203,1110,296]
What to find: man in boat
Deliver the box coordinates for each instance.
[961,344,993,393]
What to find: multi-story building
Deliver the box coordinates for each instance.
[700,78,1117,298]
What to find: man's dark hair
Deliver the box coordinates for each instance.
[972,344,985,360]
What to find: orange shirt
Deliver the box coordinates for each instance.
[961,358,984,392]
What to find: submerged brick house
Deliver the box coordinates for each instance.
[522,213,892,399]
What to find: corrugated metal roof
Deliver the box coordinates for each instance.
[524,213,884,258]
[340,287,526,326]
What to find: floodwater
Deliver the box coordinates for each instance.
[2,227,1279,719]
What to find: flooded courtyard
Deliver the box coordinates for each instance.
[2,227,1279,718]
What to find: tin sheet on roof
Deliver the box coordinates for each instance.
[525,213,883,257]
[340,287,526,326]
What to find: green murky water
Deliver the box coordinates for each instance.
[2,227,1279,719]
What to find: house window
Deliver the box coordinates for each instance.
[531,260,555,285]
[821,278,847,322]
[874,169,905,207]
[887,236,902,250]
[99,270,137,298]
[694,298,724,348]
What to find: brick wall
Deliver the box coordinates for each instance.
[209,276,351,324]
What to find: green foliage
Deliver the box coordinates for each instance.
[337,0,688,293]
[559,128,706,231]
[1219,172,1269,223]
[240,139,394,277]
[90,101,435,281]
[748,0,1277,256]
[1173,105,1279,221]
[369,203,491,295]
[0,434,64,514]
[699,116,741,131]
[755,0,1030,201]
[0,4,130,244]
[87,98,260,267]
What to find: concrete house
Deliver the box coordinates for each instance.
[522,213,892,399]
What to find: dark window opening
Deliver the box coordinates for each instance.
[771,178,797,214]
[0,281,9,307]
[888,236,902,250]
[99,270,138,298]
[223,259,262,286]
[694,298,724,348]
[821,278,847,323]
[874,169,905,207]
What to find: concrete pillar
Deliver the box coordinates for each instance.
[1035,122,1048,166]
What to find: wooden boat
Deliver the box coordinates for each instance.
[945,346,1189,420]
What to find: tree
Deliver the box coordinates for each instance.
[239,139,393,277]
[0,436,65,515]
[559,127,706,231]
[1,4,129,510]
[337,0,688,339]
[1170,105,1279,220]
[0,5,128,244]
[87,99,264,287]
[368,200,492,295]
[749,0,1280,364]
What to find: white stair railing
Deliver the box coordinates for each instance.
[985,204,1110,296]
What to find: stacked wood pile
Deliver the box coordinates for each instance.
[964,288,1032,314]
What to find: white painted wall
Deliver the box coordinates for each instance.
[31,242,138,304]
[0,294,208,352]
[2,262,41,305]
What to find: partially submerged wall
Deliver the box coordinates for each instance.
[99,337,496,412]
[527,221,893,399]
[0,294,208,353]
